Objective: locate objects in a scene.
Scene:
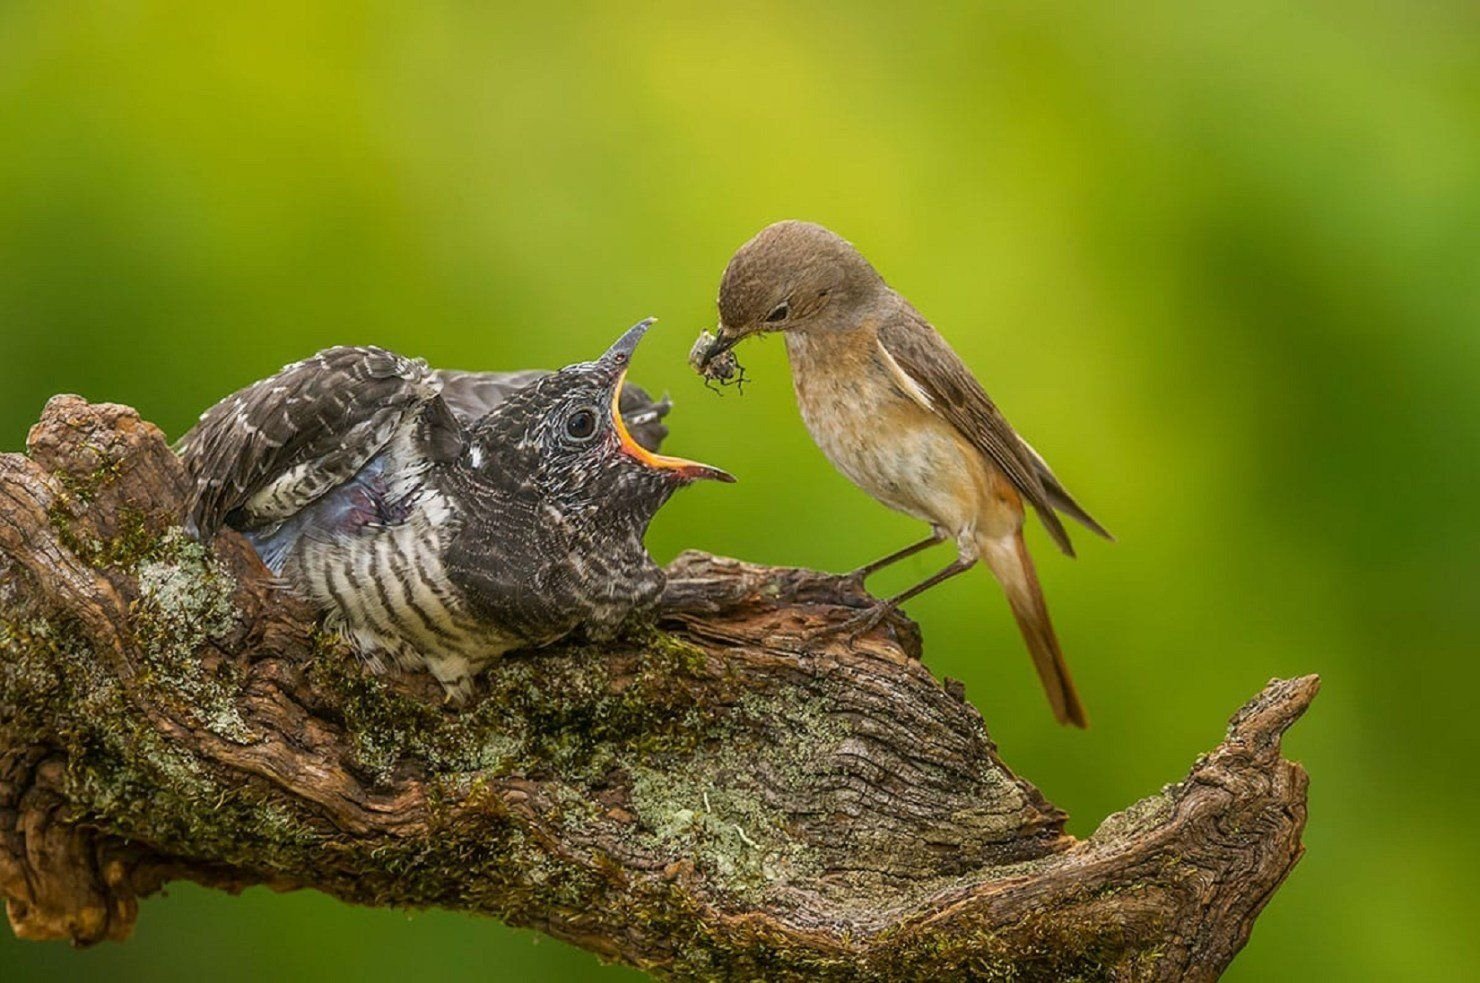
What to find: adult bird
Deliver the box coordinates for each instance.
[179,319,732,702]
[699,221,1109,727]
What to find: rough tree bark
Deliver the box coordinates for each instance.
[0,397,1314,981]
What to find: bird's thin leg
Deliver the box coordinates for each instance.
[879,556,978,608]
[846,531,947,583]
[822,556,977,639]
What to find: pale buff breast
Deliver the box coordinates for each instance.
[784,328,985,539]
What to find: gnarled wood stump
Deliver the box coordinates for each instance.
[0,397,1314,980]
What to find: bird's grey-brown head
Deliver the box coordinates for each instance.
[705,221,885,366]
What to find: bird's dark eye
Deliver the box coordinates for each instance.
[765,302,790,323]
[565,408,598,441]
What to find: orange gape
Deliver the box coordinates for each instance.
[700,221,1110,727]
[609,370,729,483]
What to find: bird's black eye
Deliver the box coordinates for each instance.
[565,407,598,441]
[765,302,790,323]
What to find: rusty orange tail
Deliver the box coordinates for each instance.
[981,530,1089,728]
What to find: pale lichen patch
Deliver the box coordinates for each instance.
[132,530,250,742]
[625,686,847,902]
[135,530,237,647]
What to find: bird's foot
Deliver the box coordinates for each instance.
[814,602,897,643]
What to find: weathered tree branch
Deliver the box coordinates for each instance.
[0,397,1314,980]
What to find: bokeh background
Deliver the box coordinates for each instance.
[3,1,1478,979]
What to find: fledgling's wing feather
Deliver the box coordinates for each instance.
[435,368,672,452]
[878,306,1105,557]
[434,369,550,423]
[178,347,449,538]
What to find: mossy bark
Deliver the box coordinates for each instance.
[0,397,1314,981]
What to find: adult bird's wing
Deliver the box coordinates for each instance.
[877,307,1110,556]
[178,347,455,539]
[435,368,672,452]
[1017,437,1114,543]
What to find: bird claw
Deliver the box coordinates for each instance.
[814,603,896,644]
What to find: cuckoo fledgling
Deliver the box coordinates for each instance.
[700,221,1109,727]
[179,320,731,702]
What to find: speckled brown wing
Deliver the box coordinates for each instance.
[877,306,1101,557]
[177,346,452,538]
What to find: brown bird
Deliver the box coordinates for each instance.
[700,220,1110,727]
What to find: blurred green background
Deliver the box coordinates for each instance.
[2,1,1477,979]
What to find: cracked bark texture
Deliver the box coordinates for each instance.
[0,396,1315,981]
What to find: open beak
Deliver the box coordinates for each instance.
[611,373,734,482]
[604,318,735,483]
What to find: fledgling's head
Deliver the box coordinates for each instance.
[461,318,733,524]
[705,221,886,366]
[445,319,732,645]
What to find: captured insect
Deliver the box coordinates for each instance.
[688,330,747,395]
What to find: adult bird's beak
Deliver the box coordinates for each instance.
[603,318,736,483]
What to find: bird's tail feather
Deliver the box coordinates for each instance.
[981,531,1089,728]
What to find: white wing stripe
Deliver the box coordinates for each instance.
[875,337,936,412]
